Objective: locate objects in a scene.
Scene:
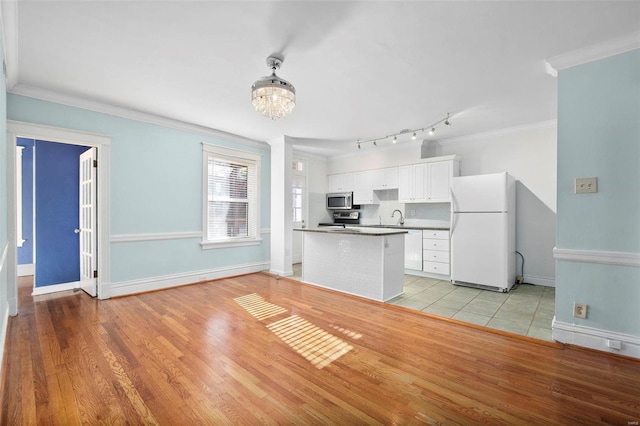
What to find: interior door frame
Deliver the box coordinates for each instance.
[7,120,112,308]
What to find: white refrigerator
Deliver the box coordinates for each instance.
[450,172,516,292]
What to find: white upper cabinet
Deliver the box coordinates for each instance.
[398,158,460,203]
[328,172,354,193]
[398,164,428,202]
[328,155,460,204]
[353,170,379,204]
[372,167,399,190]
[427,160,460,202]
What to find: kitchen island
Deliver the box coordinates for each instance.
[295,227,407,302]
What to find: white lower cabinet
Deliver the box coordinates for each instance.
[404,230,423,270]
[423,230,450,276]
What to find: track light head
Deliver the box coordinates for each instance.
[429,127,435,135]
[392,135,398,144]
[411,132,417,140]
[373,140,377,147]
[444,119,450,126]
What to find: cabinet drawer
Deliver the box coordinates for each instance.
[423,250,449,263]
[423,261,450,275]
[423,230,449,240]
[422,238,450,251]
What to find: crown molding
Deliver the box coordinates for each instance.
[9,84,270,151]
[0,0,19,90]
[435,119,557,146]
[545,32,640,77]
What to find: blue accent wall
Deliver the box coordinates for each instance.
[556,49,640,336]
[17,138,34,265]
[35,141,90,287]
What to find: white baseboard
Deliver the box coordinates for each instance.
[269,269,294,277]
[32,281,79,296]
[108,261,270,298]
[523,274,555,287]
[18,263,34,276]
[405,269,450,281]
[552,318,640,359]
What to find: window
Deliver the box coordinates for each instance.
[292,176,304,222]
[202,144,261,249]
[292,158,306,224]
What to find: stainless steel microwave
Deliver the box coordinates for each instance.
[326,192,353,210]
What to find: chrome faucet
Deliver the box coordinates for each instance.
[391,209,404,225]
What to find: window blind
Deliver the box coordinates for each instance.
[207,155,257,242]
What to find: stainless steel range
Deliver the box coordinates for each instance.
[319,211,360,227]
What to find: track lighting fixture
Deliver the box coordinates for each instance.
[353,113,452,150]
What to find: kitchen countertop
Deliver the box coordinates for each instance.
[295,227,409,236]
[317,224,450,231]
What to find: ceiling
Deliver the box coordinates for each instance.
[4,1,640,156]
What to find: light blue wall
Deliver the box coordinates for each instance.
[556,49,640,334]
[7,94,271,285]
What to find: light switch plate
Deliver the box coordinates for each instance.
[575,177,598,194]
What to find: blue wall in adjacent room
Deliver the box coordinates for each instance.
[35,141,90,287]
[17,138,34,265]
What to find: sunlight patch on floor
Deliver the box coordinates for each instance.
[233,293,288,321]
[268,315,353,369]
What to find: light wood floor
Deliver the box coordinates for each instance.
[2,273,639,425]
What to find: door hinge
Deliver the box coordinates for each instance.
[93,159,98,168]
[93,270,98,278]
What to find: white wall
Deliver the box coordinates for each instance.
[326,121,557,286]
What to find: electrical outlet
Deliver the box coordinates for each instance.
[575,177,597,194]
[607,339,621,350]
[573,303,587,319]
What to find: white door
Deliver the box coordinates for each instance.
[79,148,97,296]
[292,174,306,264]
[450,212,508,289]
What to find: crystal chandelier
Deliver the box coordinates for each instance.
[251,56,296,120]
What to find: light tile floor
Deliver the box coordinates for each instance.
[390,275,555,341]
[291,264,555,341]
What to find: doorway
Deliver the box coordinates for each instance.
[7,120,112,312]
[17,139,94,294]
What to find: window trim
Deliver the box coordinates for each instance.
[201,143,262,249]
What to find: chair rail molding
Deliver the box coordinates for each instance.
[553,247,640,268]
